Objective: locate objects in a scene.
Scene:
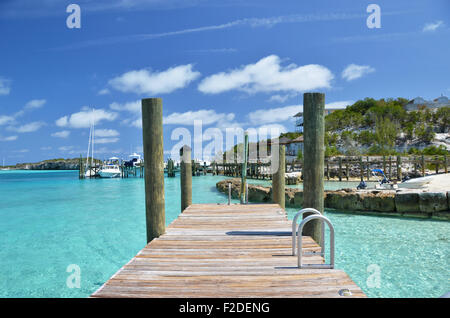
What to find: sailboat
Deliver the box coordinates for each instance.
[0,158,8,171]
[84,109,97,178]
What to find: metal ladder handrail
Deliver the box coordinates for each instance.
[297,214,335,269]
[291,208,322,255]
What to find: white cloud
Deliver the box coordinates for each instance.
[98,88,110,95]
[0,135,18,141]
[248,100,354,125]
[41,146,52,150]
[25,99,46,110]
[0,78,11,95]
[51,130,70,138]
[95,137,120,144]
[163,109,235,126]
[108,64,201,95]
[198,55,334,94]
[268,94,296,103]
[248,105,301,125]
[0,115,15,126]
[109,100,141,113]
[94,129,120,137]
[50,12,370,50]
[423,21,444,32]
[8,121,46,133]
[55,108,118,128]
[341,64,375,81]
[58,146,75,152]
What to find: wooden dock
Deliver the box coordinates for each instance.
[92,204,365,298]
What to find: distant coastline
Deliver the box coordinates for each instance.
[2,158,94,170]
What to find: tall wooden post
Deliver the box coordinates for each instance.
[397,155,402,181]
[338,157,342,181]
[359,156,364,181]
[142,98,165,244]
[366,156,370,181]
[272,143,285,209]
[345,158,349,181]
[180,145,192,213]
[302,92,325,245]
[79,154,84,179]
[240,132,249,204]
[383,155,386,175]
[421,155,425,176]
[444,155,448,174]
[389,156,392,179]
[435,156,439,174]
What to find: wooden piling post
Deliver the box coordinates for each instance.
[389,156,392,179]
[272,144,285,209]
[359,156,364,181]
[444,155,448,174]
[397,155,402,181]
[240,132,249,204]
[180,145,192,213]
[421,155,425,176]
[142,98,165,244]
[338,157,342,181]
[435,156,439,174]
[366,156,370,181]
[383,155,386,175]
[302,92,325,245]
[79,154,84,179]
[345,158,349,181]
[326,158,330,180]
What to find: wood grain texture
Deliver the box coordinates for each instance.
[92,204,365,298]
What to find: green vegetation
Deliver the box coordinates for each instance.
[407,145,448,156]
[279,132,302,140]
[323,97,449,156]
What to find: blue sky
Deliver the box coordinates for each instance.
[0,0,449,164]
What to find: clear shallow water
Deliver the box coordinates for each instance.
[0,170,448,298]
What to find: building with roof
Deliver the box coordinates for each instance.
[404,95,449,111]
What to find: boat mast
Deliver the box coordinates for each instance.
[86,117,92,172]
[92,108,95,169]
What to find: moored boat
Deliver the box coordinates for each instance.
[99,157,121,178]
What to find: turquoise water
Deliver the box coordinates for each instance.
[0,170,448,298]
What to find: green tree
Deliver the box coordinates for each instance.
[374,116,398,155]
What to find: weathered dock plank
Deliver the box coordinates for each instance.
[92,204,365,298]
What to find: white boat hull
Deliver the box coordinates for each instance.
[397,176,433,189]
[99,170,121,178]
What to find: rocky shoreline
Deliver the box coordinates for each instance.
[5,159,81,170]
[216,179,450,220]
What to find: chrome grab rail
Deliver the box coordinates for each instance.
[245,182,249,204]
[291,208,323,255]
[297,214,335,269]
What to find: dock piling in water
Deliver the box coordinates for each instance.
[142,98,165,243]
[302,92,325,245]
[272,143,286,209]
[180,145,192,212]
[240,131,249,204]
